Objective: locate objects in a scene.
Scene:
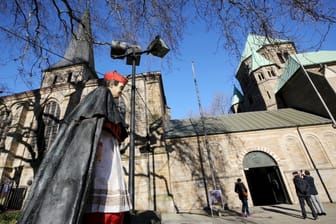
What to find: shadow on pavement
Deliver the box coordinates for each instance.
[175,207,244,218]
[260,205,317,220]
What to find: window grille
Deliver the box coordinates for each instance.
[43,101,60,149]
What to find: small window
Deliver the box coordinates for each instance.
[67,72,73,82]
[52,75,58,85]
[267,70,276,77]
[260,73,265,79]
[262,53,269,60]
[277,53,285,63]
[277,51,289,64]
[267,91,271,99]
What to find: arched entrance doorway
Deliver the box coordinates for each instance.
[243,151,291,206]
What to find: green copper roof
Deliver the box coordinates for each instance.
[164,108,331,138]
[241,34,288,62]
[231,85,244,106]
[292,51,336,65]
[276,51,336,93]
[250,51,274,72]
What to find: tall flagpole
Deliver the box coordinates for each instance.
[191,61,217,211]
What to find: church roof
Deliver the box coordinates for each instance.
[48,10,95,70]
[231,85,244,106]
[164,108,331,138]
[240,34,289,62]
[276,51,336,93]
[250,51,274,72]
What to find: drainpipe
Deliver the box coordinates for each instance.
[296,127,333,203]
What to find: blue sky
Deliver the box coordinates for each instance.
[94,21,238,119]
[1,19,336,120]
[95,22,336,119]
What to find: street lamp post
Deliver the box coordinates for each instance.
[110,36,169,211]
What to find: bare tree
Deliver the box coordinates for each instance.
[0,0,335,90]
[205,92,232,116]
[0,0,187,90]
[0,84,10,96]
[195,0,336,55]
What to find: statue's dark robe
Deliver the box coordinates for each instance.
[18,87,128,224]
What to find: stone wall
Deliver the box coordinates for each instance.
[165,124,336,211]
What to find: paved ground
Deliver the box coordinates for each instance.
[161,203,336,224]
[2,203,334,223]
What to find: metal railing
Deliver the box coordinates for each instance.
[0,182,27,211]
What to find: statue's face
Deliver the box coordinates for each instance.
[110,82,125,98]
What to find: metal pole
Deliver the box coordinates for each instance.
[129,51,136,211]
[191,62,217,214]
[191,62,217,189]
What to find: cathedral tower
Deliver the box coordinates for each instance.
[41,10,97,88]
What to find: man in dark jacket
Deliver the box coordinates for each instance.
[292,171,317,220]
[303,170,327,216]
[234,178,250,217]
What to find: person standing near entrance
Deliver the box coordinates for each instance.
[292,171,318,220]
[303,170,327,216]
[234,178,250,217]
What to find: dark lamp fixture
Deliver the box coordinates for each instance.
[110,36,170,66]
[146,35,170,58]
[111,41,142,65]
[110,41,128,59]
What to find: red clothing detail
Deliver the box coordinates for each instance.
[104,71,128,85]
[103,121,122,143]
[83,212,125,224]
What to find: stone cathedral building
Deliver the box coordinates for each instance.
[1,11,336,214]
[164,34,336,212]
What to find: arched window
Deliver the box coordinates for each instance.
[243,151,277,169]
[43,101,60,149]
[0,108,11,149]
[260,72,265,79]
